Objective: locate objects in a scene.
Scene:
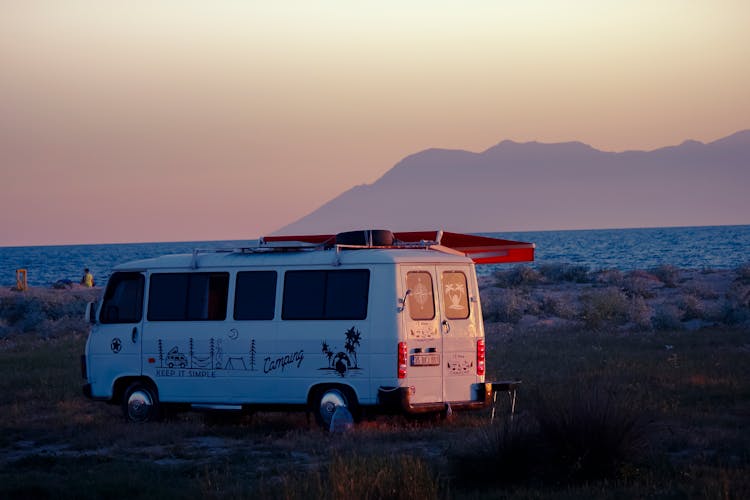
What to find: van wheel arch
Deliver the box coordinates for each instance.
[308,384,360,429]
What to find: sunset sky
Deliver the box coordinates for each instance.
[1,1,748,246]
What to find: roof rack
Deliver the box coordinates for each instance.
[259,229,535,264]
[186,230,533,269]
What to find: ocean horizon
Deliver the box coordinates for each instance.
[1,224,748,287]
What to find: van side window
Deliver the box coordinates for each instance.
[443,271,470,319]
[148,273,229,321]
[282,270,369,320]
[234,271,277,320]
[406,271,435,320]
[100,272,144,324]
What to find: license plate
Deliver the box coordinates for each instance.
[411,354,440,366]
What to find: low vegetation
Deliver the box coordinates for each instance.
[1,267,749,498]
[483,263,750,333]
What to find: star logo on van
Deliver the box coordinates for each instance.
[111,338,122,353]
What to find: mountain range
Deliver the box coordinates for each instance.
[275,130,750,235]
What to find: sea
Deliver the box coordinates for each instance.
[0,225,748,287]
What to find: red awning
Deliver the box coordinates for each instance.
[262,230,534,264]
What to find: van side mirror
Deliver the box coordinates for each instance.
[86,302,97,324]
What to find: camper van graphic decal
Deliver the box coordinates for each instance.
[320,326,362,377]
[154,337,303,378]
[446,353,474,375]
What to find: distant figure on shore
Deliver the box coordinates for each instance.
[81,268,94,287]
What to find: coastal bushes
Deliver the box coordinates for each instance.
[2,265,748,339]
[0,287,98,338]
[483,265,748,332]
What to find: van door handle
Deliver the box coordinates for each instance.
[131,327,138,343]
[442,320,451,334]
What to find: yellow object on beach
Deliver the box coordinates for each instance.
[16,269,28,291]
[82,271,94,287]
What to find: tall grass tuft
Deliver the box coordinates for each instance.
[450,417,542,487]
[533,385,652,481]
[451,386,652,487]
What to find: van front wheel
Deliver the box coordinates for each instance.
[313,387,358,429]
[122,381,161,423]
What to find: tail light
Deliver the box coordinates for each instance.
[477,338,485,376]
[398,342,408,379]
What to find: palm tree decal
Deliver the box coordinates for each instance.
[343,327,361,368]
[321,340,334,368]
[319,327,363,377]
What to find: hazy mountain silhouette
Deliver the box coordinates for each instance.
[276,130,750,234]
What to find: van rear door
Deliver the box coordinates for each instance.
[400,264,480,405]
[436,265,480,403]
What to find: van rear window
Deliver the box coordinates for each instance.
[234,271,277,320]
[282,270,369,320]
[148,273,229,321]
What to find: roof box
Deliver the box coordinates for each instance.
[335,229,395,247]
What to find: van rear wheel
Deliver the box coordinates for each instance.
[122,381,161,423]
[313,387,358,429]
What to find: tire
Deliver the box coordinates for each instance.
[122,381,161,423]
[312,386,359,429]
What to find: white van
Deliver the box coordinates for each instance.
[82,230,533,427]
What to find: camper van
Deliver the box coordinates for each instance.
[81,230,533,427]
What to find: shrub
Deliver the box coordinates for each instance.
[680,294,706,321]
[651,264,680,288]
[723,282,750,325]
[481,288,526,323]
[593,269,624,286]
[736,262,750,281]
[652,304,684,331]
[539,293,578,320]
[580,287,630,330]
[538,263,590,283]
[622,275,657,299]
[492,265,543,288]
[684,282,720,300]
[627,296,653,330]
[0,289,92,337]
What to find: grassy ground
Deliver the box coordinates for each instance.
[2,326,749,499]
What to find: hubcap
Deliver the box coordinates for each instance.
[127,389,153,421]
[318,390,347,427]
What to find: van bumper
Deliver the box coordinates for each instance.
[378,383,493,414]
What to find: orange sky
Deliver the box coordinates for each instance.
[1,1,748,246]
